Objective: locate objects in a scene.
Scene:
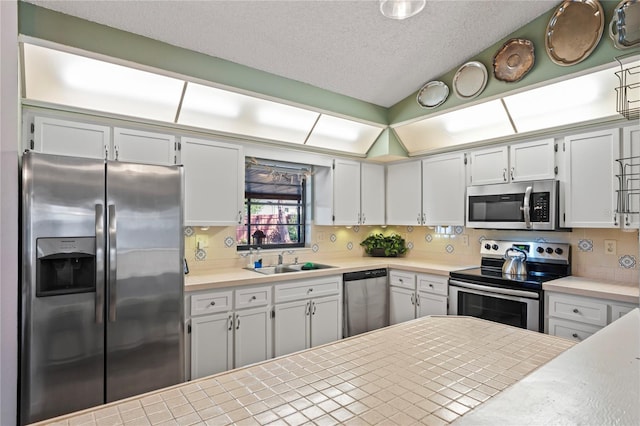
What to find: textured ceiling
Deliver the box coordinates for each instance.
[25,0,558,108]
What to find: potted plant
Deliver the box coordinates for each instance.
[360,233,407,257]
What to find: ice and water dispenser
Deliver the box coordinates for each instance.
[36,237,96,297]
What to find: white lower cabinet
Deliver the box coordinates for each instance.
[389,270,448,325]
[187,286,272,380]
[273,276,342,357]
[546,291,637,342]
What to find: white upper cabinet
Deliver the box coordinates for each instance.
[182,137,244,226]
[31,116,111,160]
[469,139,555,185]
[422,152,466,226]
[360,163,385,225]
[386,160,422,225]
[315,160,385,226]
[113,127,177,165]
[563,128,620,228]
[620,125,640,229]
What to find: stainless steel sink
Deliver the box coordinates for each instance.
[249,263,335,275]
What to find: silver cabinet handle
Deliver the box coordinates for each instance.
[236,314,240,330]
[510,167,515,181]
[228,315,233,331]
[95,204,105,324]
[422,213,426,224]
[312,302,316,315]
[417,214,421,224]
[410,293,415,306]
[306,301,311,316]
[108,204,117,322]
[361,213,366,224]
[502,168,507,181]
[238,210,242,224]
[416,294,420,306]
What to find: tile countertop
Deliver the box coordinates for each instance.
[543,276,640,304]
[454,308,640,426]
[185,258,475,292]
[32,316,575,426]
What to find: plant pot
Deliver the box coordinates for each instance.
[370,248,396,257]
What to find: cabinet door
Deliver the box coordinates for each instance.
[113,127,176,165]
[191,313,233,379]
[510,139,555,182]
[564,129,620,228]
[416,291,448,317]
[32,116,110,160]
[234,307,272,369]
[469,146,508,185]
[182,137,244,226]
[333,159,361,225]
[310,295,341,348]
[273,300,310,357]
[360,163,385,225]
[621,125,640,229]
[386,161,422,225]
[422,153,466,226]
[389,286,415,325]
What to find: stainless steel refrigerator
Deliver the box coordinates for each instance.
[20,151,184,425]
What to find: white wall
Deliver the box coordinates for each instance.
[1,1,19,424]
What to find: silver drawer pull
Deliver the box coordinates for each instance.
[210,301,216,306]
[428,284,434,288]
[250,295,257,301]
[572,308,579,314]
[572,333,579,338]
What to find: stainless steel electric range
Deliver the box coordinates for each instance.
[449,239,571,332]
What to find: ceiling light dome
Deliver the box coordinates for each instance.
[379,0,426,20]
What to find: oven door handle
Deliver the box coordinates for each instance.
[520,186,532,229]
[449,279,539,299]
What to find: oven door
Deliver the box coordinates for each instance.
[448,280,540,332]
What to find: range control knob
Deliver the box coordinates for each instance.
[546,247,554,254]
[536,247,545,254]
[492,244,499,251]
[555,248,564,255]
[484,243,491,250]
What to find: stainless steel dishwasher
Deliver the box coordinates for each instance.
[343,268,389,337]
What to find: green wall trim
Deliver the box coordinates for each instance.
[18,2,388,125]
[367,128,408,159]
[388,0,633,125]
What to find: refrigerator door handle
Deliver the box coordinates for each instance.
[95,204,105,324]
[108,204,117,322]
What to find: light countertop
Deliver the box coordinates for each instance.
[185,258,475,292]
[454,308,640,426]
[31,316,575,426]
[544,276,640,304]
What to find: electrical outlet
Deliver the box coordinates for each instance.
[604,239,616,255]
[460,234,469,246]
[195,235,209,249]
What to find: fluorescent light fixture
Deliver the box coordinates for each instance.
[180,83,242,118]
[394,100,514,153]
[23,43,183,121]
[504,67,619,133]
[306,115,384,154]
[380,0,426,20]
[255,104,319,133]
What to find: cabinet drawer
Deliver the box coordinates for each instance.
[274,277,341,303]
[548,318,601,342]
[191,290,233,316]
[547,293,608,327]
[417,274,448,296]
[235,286,272,309]
[389,270,415,290]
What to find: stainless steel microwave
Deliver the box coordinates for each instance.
[466,180,561,230]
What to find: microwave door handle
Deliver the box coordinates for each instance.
[520,186,532,228]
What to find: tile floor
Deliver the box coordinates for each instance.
[35,316,575,426]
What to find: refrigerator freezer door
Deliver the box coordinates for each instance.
[20,152,106,425]
[105,161,184,403]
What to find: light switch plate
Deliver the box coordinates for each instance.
[604,239,616,255]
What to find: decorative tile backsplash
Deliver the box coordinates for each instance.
[183,225,639,283]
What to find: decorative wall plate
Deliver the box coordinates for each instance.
[609,0,640,49]
[493,38,535,82]
[416,80,449,108]
[545,0,604,66]
[453,61,488,99]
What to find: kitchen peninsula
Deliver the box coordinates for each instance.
[32,316,576,426]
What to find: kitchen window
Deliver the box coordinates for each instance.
[237,159,309,250]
